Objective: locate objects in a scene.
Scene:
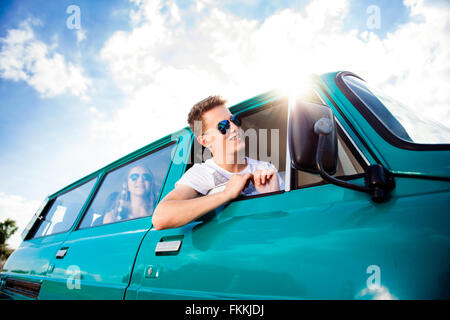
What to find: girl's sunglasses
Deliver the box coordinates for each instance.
[129,173,152,182]
[217,114,242,135]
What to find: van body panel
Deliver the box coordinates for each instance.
[0,233,70,299]
[126,175,449,300]
[2,233,68,277]
[37,218,152,299]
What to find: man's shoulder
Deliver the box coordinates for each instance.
[176,162,217,195]
[184,161,216,175]
[178,162,217,183]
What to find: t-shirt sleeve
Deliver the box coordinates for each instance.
[175,164,215,195]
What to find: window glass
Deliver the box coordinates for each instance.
[22,198,49,240]
[79,144,175,228]
[32,178,97,238]
[343,75,450,144]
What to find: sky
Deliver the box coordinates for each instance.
[0,0,449,249]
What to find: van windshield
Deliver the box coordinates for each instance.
[342,75,450,145]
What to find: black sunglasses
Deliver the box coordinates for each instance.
[129,173,152,182]
[217,114,242,135]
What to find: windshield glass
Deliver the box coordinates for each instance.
[342,75,450,145]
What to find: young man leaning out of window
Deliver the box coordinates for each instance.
[152,96,283,230]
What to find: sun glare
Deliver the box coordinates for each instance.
[275,73,316,103]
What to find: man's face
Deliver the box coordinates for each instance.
[199,105,245,161]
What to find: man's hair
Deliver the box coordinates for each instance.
[188,95,227,136]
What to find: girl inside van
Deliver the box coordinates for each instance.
[102,165,157,224]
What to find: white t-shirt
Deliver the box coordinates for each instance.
[175,157,284,196]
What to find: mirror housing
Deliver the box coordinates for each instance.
[289,100,338,175]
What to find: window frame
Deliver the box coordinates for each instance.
[335,71,450,151]
[74,140,177,230]
[21,196,50,240]
[25,176,98,240]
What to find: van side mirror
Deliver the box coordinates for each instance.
[288,100,394,203]
[288,100,338,175]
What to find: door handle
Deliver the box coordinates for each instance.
[155,240,182,254]
[56,247,69,259]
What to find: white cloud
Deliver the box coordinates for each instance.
[0,20,91,100]
[95,0,449,155]
[0,192,41,249]
[76,28,87,44]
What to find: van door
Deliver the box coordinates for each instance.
[38,140,177,299]
[1,177,97,299]
[128,184,375,299]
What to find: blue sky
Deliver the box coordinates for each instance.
[0,0,449,248]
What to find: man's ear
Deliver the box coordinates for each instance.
[197,134,214,155]
[197,135,208,148]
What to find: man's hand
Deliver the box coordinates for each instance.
[253,169,279,194]
[223,173,253,200]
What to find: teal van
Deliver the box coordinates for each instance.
[1,71,449,300]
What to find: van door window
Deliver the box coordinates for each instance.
[78,143,176,229]
[31,178,97,238]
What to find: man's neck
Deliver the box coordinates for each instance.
[212,155,247,173]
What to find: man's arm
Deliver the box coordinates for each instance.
[152,173,252,230]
